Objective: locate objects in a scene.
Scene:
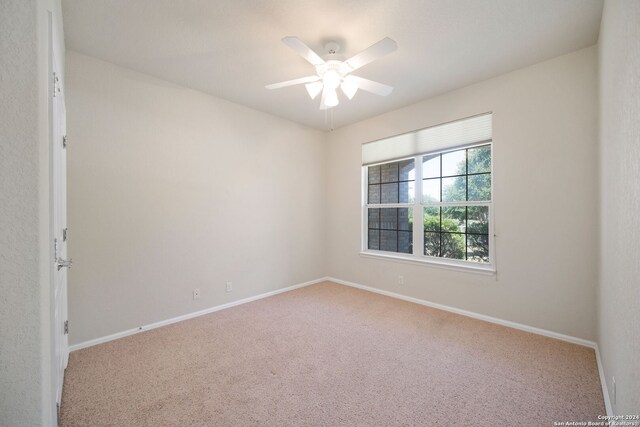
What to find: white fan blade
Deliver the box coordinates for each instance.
[282,36,325,66]
[265,75,320,90]
[348,75,393,96]
[344,37,397,72]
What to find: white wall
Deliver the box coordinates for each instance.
[0,0,63,425]
[598,0,640,414]
[0,2,43,423]
[325,46,599,341]
[66,52,326,345]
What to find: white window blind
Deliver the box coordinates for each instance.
[362,113,492,166]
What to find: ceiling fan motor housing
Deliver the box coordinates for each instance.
[316,60,352,83]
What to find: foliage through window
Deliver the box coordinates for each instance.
[364,144,492,268]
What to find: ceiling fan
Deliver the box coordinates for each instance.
[266,36,398,110]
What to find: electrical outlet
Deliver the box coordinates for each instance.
[226,282,233,293]
[612,376,616,404]
[193,288,200,300]
[398,275,404,285]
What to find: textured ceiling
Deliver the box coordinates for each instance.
[62,0,603,130]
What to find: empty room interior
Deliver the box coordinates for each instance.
[2,0,640,426]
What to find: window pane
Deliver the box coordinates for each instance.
[441,233,466,260]
[399,181,414,203]
[467,206,489,234]
[467,234,489,262]
[368,208,412,254]
[468,145,491,174]
[421,205,490,263]
[380,230,398,252]
[381,162,398,183]
[424,232,440,256]
[398,208,412,231]
[442,149,466,177]
[422,154,440,178]
[368,208,380,229]
[442,176,466,202]
[398,159,415,181]
[381,183,399,203]
[468,173,491,201]
[398,231,412,254]
[442,207,466,233]
[368,230,379,250]
[368,185,380,204]
[368,165,381,184]
[380,208,398,230]
[368,159,415,205]
[424,207,440,232]
[423,178,440,202]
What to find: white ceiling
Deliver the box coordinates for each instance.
[62,0,603,131]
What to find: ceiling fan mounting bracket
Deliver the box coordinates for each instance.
[324,41,340,55]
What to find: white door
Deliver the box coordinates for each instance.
[50,48,69,419]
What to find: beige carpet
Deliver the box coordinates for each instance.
[61,281,605,426]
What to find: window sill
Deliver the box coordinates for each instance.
[359,251,496,276]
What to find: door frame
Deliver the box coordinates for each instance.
[48,5,68,423]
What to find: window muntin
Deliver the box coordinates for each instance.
[364,143,492,269]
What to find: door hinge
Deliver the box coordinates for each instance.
[63,228,68,242]
[53,72,60,98]
[62,135,67,149]
[54,237,73,271]
[64,320,69,335]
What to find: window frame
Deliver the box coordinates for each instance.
[361,142,495,273]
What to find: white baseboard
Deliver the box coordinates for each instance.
[68,277,327,352]
[327,276,597,349]
[594,343,613,416]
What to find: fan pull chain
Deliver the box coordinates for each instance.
[330,108,334,131]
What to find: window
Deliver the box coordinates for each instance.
[362,114,493,271]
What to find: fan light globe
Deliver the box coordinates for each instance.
[341,77,359,100]
[324,89,339,107]
[305,82,323,99]
[323,70,341,90]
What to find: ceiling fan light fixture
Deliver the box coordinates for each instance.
[324,89,339,107]
[322,70,341,90]
[266,36,397,112]
[340,77,359,100]
[305,81,323,99]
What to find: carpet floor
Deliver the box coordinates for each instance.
[60,281,605,426]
